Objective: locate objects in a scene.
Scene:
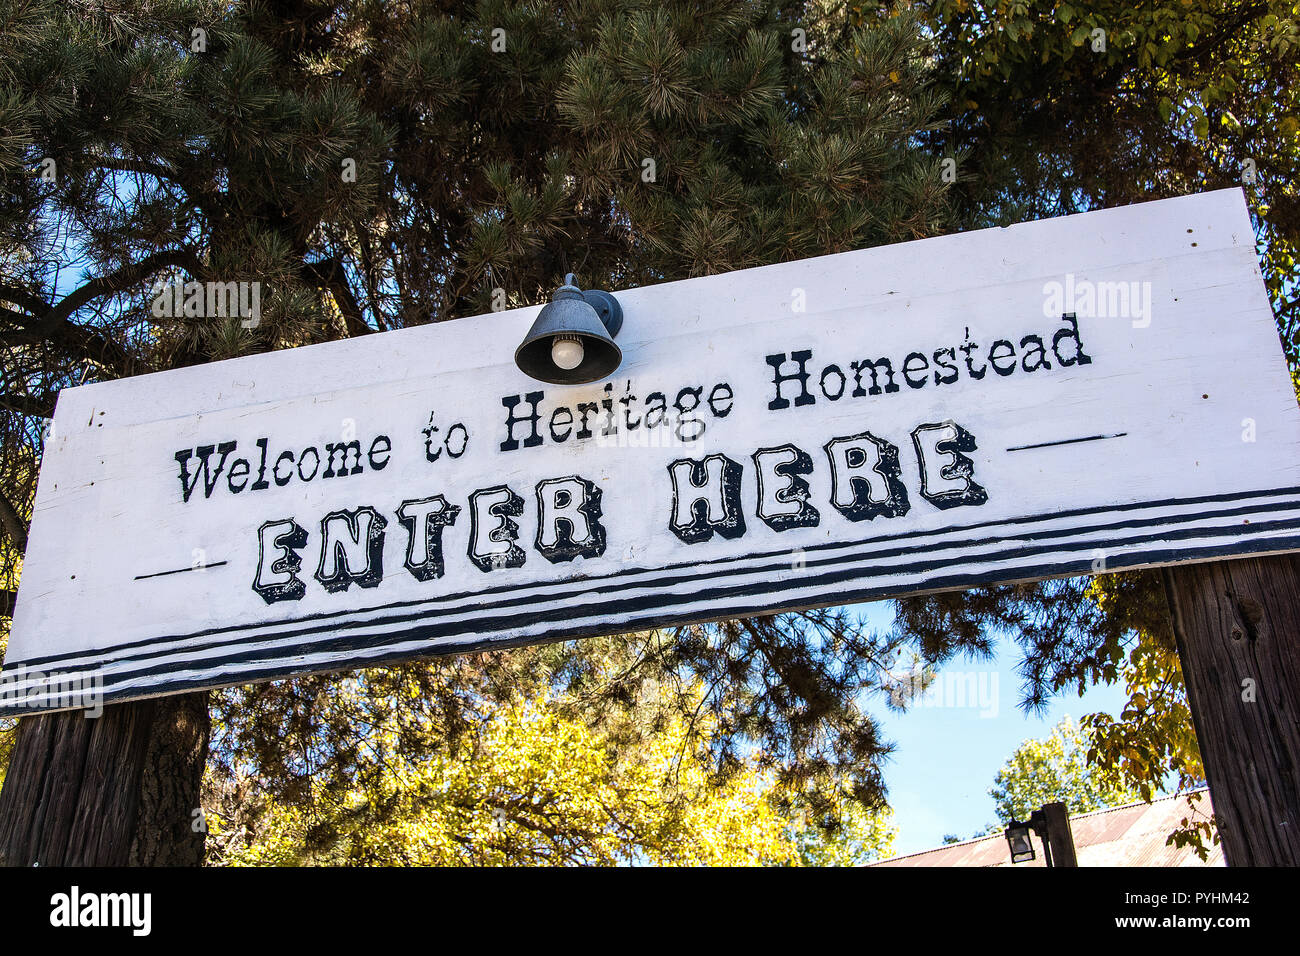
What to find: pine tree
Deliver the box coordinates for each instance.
[0,0,955,862]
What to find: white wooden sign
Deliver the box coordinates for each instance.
[4,188,1299,714]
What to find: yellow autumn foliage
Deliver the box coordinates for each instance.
[214,683,884,866]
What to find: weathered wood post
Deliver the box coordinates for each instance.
[0,693,208,866]
[1041,801,1078,867]
[1163,554,1300,866]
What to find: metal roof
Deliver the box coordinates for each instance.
[868,789,1225,867]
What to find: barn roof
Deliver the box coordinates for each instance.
[868,789,1224,867]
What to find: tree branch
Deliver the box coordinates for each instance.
[0,250,203,375]
[45,248,206,331]
[302,258,373,337]
[0,284,53,317]
[0,392,55,418]
[0,322,141,376]
[0,490,29,553]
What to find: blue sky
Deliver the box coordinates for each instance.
[852,600,1131,856]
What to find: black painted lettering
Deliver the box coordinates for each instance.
[468,485,526,572]
[315,506,387,592]
[668,454,747,543]
[175,441,237,502]
[368,434,392,470]
[824,431,910,521]
[253,518,308,604]
[500,391,544,452]
[753,444,820,532]
[912,421,989,510]
[766,351,815,410]
[322,441,363,478]
[227,458,250,493]
[397,495,461,581]
[535,476,607,563]
[1052,313,1093,367]
[849,357,899,396]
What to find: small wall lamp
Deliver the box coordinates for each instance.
[1005,816,1041,864]
[514,274,623,385]
[1005,803,1077,867]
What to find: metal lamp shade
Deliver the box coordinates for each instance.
[515,286,623,385]
[1005,823,1037,863]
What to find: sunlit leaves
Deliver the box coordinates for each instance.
[990,716,1142,823]
[209,672,895,866]
[862,0,1300,363]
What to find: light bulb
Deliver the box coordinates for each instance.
[551,336,584,371]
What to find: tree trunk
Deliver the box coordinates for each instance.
[1163,554,1300,866]
[0,691,210,866]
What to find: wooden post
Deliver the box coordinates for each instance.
[0,692,209,866]
[1163,553,1300,866]
[1041,801,1078,867]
